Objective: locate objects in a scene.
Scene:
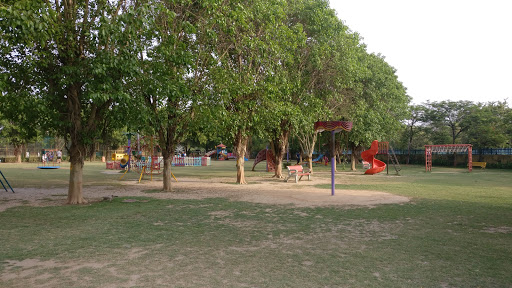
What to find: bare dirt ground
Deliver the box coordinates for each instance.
[0,173,409,211]
[1,173,410,287]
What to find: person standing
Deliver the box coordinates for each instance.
[296,152,301,164]
[57,150,62,163]
[25,151,30,162]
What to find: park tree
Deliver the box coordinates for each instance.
[0,73,40,162]
[423,100,475,145]
[462,101,509,149]
[260,0,313,178]
[284,0,361,173]
[207,0,291,184]
[0,0,144,203]
[340,52,409,170]
[128,0,218,191]
[402,104,426,164]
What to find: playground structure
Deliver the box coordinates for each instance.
[314,120,353,196]
[425,144,473,172]
[252,148,275,172]
[106,134,163,181]
[312,153,328,165]
[361,140,386,175]
[0,170,14,193]
[205,144,239,161]
[107,134,211,182]
[216,144,228,160]
[37,149,61,169]
[361,141,401,175]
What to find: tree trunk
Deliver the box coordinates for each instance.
[14,144,22,163]
[271,129,290,179]
[350,143,357,171]
[66,84,87,204]
[163,156,173,192]
[234,131,248,184]
[407,142,411,165]
[297,131,317,174]
[67,153,86,204]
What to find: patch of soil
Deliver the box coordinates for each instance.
[0,173,408,211]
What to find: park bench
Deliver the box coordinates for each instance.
[471,162,487,169]
[285,165,312,183]
[362,161,371,169]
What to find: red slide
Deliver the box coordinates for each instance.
[361,140,386,175]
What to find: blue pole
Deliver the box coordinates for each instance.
[0,170,15,193]
[331,130,335,196]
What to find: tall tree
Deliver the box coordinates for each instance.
[0,0,143,203]
[403,104,426,164]
[208,0,288,184]
[341,52,409,170]
[424,100,475,145]
[462,101,509,148]
[129,0,217,192]
[286,0,360,173]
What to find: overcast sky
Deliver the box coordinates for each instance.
[330,0,512,105]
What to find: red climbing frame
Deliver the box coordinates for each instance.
[425,144,473,172]
[378,141,389,155]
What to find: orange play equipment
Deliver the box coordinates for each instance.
[361,140,386,175]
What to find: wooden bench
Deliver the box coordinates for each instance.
[285,165,311,183]
[471,162,487,169]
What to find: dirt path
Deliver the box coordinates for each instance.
[0,173,408,211]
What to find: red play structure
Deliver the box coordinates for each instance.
[251,149,275,172]
[425,144,473,172]
[361,140,386,175]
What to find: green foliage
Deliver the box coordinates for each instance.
[343,53,410,147]
[423,100,475,144]
[0,0,143,156]
[461,101,509,148]
[398,101,511,149]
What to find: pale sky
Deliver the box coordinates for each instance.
[330,0,512,105]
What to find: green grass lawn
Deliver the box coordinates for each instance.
[0,161,511,287]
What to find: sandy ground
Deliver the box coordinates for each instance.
[0,173,409,211]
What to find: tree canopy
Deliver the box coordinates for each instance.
[1,0,414,201]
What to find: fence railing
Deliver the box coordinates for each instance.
[385,148,512,155]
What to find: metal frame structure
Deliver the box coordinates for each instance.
[377,141,401,175]
[425,144,473,172]
[314,121,353,196]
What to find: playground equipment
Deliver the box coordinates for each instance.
[108,134,211,183]
[0,170,14,193]
[361,140,386,175]
[216,144,228,160]
[312,154,328,166]
[37,149,60,169]
[377,141,401,175]
[205,150,216,157]
[314,120,353,196]
[106,134,163,181]
[252,148,275,172]
[131,135,162,182]
[205,144,244,161]
[425,144,473,172]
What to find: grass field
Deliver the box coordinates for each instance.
[1,161,511,287]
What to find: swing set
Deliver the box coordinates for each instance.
[0,170,14,193]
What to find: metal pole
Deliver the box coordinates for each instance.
[331,130,335,196]
[0,170,15,193]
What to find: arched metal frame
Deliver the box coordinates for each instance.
[425,144,473,172]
